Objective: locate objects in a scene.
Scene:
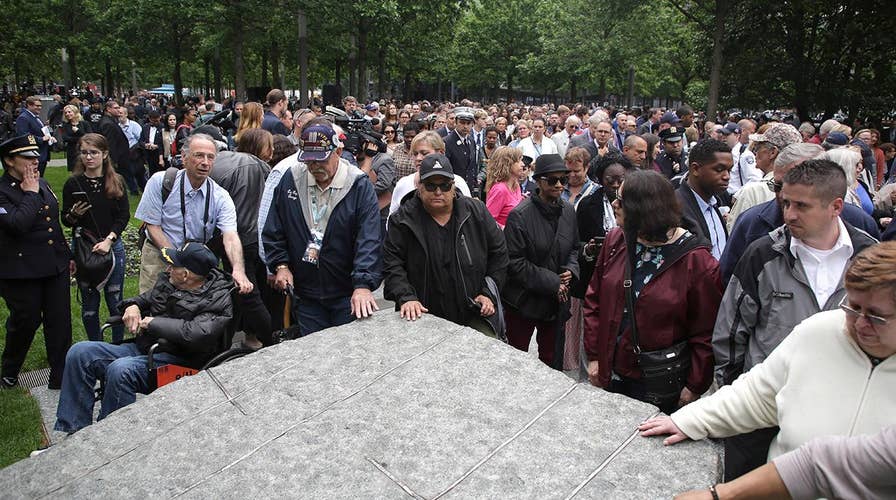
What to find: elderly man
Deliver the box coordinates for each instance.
[622,134,648,169]
[552,116,580,157]
[384,153,508,335]
[134,134,253,295]
[263,124,382,336]
[54,243,232,434]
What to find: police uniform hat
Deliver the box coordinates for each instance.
[659,126,685,142]
[454,107,475,122]
[0,135,40,159]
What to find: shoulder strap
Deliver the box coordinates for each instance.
[161,166,178,203]
[623,252,641,354]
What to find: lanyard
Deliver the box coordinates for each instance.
[309,186,331,231]
[179,173,211,243]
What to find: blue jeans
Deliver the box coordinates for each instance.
[54,341,186,434]
[297,296,354,337]
[79,239,126,343]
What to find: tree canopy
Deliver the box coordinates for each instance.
[0,0,893,119]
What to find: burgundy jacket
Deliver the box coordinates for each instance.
[583,227,722,394]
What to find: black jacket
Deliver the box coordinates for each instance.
[503,192,580,320]
[139,122,165,174]
[0,173,72,279]
[572,187,612,298]
[121,268,233,368]
[97,115,130,171]
[384,195,508,324]
[675,181,729,250]
[444,130,480,192]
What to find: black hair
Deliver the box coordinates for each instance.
[591,151,636,184]
[688,139,731,168]
[403,121,420,134]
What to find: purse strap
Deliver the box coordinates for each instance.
[72,175,103,237]
[623,250,642,354]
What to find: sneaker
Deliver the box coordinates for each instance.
[30,445,52,457]
[1,376,17,389]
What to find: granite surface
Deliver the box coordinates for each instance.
[1,311,721,498]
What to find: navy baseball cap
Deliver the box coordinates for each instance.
[660,111,680,125]
[161,242,219,276]
[720,123,741,135]
[298,124,343,162]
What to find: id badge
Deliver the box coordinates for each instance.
[302,230,324,265]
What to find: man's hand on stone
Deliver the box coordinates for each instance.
[399,300,428,321]
[351,288,379,319]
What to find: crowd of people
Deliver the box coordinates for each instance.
[1,90,895,496]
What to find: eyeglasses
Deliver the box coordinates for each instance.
[79,150,102,157]
[839,296,891,327]
[422,180,454,192]
[766,179,783,193]
[190,152,216,161]
[384,130,395,134]
[540,175,568,186]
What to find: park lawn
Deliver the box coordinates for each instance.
[0,166,143,468]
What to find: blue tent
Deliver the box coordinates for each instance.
[149,84,175,93]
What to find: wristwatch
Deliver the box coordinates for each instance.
[106,234,117,242]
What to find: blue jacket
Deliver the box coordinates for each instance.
[14,109,49,164]
[720,199,880,284]
[261,110,290,136]
[883,220,896,241]
[262,159,382,300]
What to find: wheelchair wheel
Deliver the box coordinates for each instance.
[201,347,256,371]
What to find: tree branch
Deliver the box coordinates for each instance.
[667,0,710,32]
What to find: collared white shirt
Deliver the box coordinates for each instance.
[789,218,853,308]
[690,187,727,260]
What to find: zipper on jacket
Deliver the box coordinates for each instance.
[846,359,877,436]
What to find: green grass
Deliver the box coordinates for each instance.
[0,166,144,468]
[50,151,65,161]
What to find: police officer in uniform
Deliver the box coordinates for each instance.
[654,126,689,180]
[444,107,480,196]
[0,135,72,389]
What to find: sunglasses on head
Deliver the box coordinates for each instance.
[766,179,783,193]
[540,175,568,186]
[422,180,454,192]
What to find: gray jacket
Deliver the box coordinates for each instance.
[713,223,877,385]
[209,151,271,247]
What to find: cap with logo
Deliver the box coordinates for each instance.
[659,126,685,142]
[0,135,40,159]
[454,107,475,122]
[419,153,455,181]
[298,124,343,162]
[161,242,219,277]
[720,123,741,136]
[660,111,680,125]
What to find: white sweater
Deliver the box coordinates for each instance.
[672,309,896,460]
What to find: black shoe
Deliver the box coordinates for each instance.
[1,376,18,389]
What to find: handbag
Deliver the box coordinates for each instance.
[623,252,690,410]
[71,177,115,290]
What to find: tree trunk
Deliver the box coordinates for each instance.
[261,50,269,88]
[233,22,246,101]
[104,56,113,97]
[271,40,281,89]
[376,48,385,100]
[70,46,78,90]
[570,78,577,103]
[357,24,368,102]
[506,73,513,103]
[706,2,727,121]
[173,39,184,106]
[298,10,309,107]
[403,73,411,102]
[213,47,222,101]
[204,57,210,98]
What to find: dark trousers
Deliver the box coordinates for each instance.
[504,309,557,366]
[0,271,72,386]
[723,427,779,481]
[297,296,353,337]
[223,244,273,346]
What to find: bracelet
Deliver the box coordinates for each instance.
[709,484,720,500]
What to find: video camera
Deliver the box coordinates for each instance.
[325,106,386,156]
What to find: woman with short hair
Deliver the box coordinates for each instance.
[583,170,722,413]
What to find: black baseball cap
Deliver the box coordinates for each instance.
[419,153,454,181]
[161,242,219,276]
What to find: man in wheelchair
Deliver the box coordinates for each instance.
[55,242,233,434]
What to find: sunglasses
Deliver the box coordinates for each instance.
[540,175,568,186]
[422,180,454,192]
[766,179,783,193]
[384,130,395,134]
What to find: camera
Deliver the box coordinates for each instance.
[325,106,386,156]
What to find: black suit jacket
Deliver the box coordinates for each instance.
[444,130,479,191]
[0,173,71,279]
[675,182,728,251]
[139,123,165,173]
[98,115,130,171]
